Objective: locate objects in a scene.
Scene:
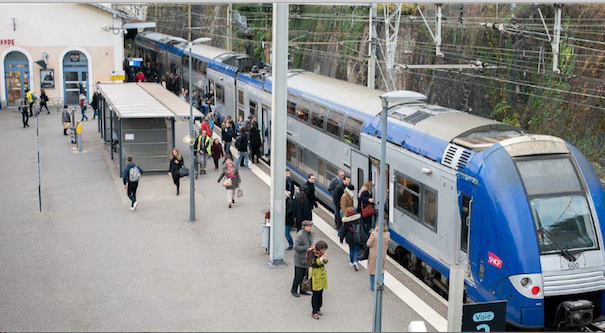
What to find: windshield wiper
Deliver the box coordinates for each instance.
[534,208,577,262]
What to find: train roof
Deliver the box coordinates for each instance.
[189,44,233,62]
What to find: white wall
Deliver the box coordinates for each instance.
[0,3,125,103]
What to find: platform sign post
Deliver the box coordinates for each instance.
[268,2,288,268]
[462,301,507,332]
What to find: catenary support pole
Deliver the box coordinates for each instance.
[435,4,443,57]
[227,4,233,51]
[367,3,377,89]
[552,4,562,73]
[188,4,192,41]
[268,2,288,268]
[372,98,388,332]
[189,44,196,222]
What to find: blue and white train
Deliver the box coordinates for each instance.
[135,31,605,329]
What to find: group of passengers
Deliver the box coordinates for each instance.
[286,168,390,319]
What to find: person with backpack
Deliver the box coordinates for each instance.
[291,220,313,298]
[248,123,262,164]
[168,148,184,196]
[40,89,50,114]
[195,129,212,175]
[61,104,71,135]
[217,156,241,209]
[308,240,329,319]
[211,138,224,171]
[79,93,88,121]
[122,155,144,211]
[367,224,391,291]
[339,207,366,271]
[235,129,249,169]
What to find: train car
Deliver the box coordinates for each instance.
[134,31,185,77]
[133,31,605,329]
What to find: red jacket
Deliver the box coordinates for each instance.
[137,72,145,82]
[200,121,212,136]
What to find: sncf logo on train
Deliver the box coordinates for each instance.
[488,252,503,269]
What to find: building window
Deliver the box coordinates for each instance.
[310,104,327,130]
[343,117,363,148]
[296,99,312,123]
[326,109,345,138]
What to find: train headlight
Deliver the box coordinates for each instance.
[509,273,543,299]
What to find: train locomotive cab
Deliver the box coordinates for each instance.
[464,135,605,330]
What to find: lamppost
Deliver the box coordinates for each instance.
[373,90,427,332]
[173,36,212,222]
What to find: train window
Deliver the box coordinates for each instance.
[250,101,257,116]
[326,110,345,138]
[216,84,225,104]
[238,89,244,106]
[297,146,304,170]
[287,140,296,164]
[460,194,471,253]
[296,99,312,123]
[424,187,438,230]
[287,94,299,117]
[515,157,582,196]
[357,168,364,192]
[200,62,207,76]
[326,163,339,186]
[304,149,319,176]
[395,173,420,221]
[343,117,363,148]
[310,104,327,131]
[318,158,326,186]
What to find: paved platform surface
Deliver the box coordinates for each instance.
[0,108,444,331]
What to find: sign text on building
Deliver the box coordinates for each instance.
[0,39,15,45]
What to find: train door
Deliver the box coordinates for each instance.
[369,156,390,220]
[237,87,245,121]
[457,178,476,279]
[261,104,271,158]
[351,150,369,199]
[438,177,457,266]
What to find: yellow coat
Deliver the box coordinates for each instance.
[26,91,33,103]
[309,252,328,291]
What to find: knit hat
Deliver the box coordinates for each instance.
[345,207,356,217]
[302,220,313,227]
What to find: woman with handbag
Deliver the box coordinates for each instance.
[168,148,184,196]
[308,240,329,320]
[217,156,241,208]
[357,181,375,234]
[367,224,391,291]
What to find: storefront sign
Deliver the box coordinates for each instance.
[0,39,15,45]
[40,69,55,89]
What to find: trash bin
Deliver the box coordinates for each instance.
[261,222,270,253]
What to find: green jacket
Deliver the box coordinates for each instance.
[309,252,328,291]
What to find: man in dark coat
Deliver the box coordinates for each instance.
[248,124,262,164]
[302,174,318,209]
[327,169,345,227]
[285,170,295,199]
[221,121,235,157]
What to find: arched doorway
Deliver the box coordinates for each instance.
[4,51,30,106]
[63,51,88,105]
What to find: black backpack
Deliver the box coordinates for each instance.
[352,222,368,245]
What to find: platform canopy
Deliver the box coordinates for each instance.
[97,83,175,119]
[137,82,204,119]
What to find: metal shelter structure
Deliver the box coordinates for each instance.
[97,83,176,175]
[137,82,204,120]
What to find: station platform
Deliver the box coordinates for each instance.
[0,109,448,331]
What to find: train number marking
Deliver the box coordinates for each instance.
[567,262,579,270]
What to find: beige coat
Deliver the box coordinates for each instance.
[340,190,354,215]
[366,229,391,275]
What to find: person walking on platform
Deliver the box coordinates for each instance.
[91,90,99,119]
[122,155,144,211]
[286,169,295,199]
[294,187,313,231]
[367,224,390,291]
[339,207,365,271]
[341,184,356,216]
[333,175,350,229]
[328,169,344,228]
[248,123,262,164]
[61,105,71,135]
[285,190,296,250]
[358,181,375,233]
[200,116,212,136]
[217,156,241,209]
[235,129,250,169]
[40,89,50,114]
[221,120,235,157]
[309,240,329,319]
[79,93,88,121]
[20,98,30,128]
[168,148,184,196]
[291,220,314,298]
[195,130,212,175]
[25,89,34,116]
[211,138,224,171]
[302,174,319,209]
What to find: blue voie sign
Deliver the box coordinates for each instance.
[462,301,507,332]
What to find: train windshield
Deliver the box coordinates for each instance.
[516,156,598,254]
[530,196,597,253]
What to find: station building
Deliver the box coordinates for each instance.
[0,3,129,108]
